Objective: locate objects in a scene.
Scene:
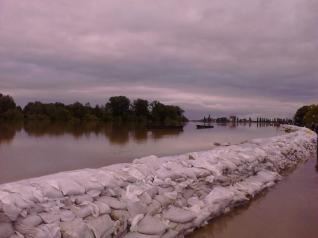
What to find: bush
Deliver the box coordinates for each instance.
[294,104,318,126]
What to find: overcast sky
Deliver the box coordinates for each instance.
[0,0,317,119]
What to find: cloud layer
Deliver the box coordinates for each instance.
[0,0,317,118]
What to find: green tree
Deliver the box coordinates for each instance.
[150,101,166,124]
[132,99,149,120]
[294,105,310,126]
[106,96,130,120]
[68,102,88,121]
[0,93,22,121]
[303,105,318,126]
[0,93,16,114]
[0,93,188,125]
[24,102,48,120]
[51,103,72,121]
[150,101,187,125]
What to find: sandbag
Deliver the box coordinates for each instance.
[163,207,196,223]
[136,215,167,235]
[126,201,147,218]
[124,232,160,238]
[15,214,43,235]
[59,210,75,222]
[38,212,60,224]
[2,202,22,221]
[94,201,111,215]
[85,214,114,238]
[33,223,61,238]
[0,222,14,238]
[60,219,94,238]
[97,197,126,210]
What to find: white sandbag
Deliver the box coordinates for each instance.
[234,170,280,196]
[8,234,24,238]
[205,186,247,214]
[15,215,43,235]
[85,214,114,238]
[146,200,161,215]
[124,232,160,238]
[138,192,152,205]
[59,210,75,222]
[16,215,43,226]
[57,179,85,196]
[72,195,93,205]
[94,201,111,215]
[44,178,83,197]
[163,207,196,223]
[60,219,94,238]
[71,171,104,192]
[110,210,129,221]
[40,200,64,213]
[93,171,118,188]
[130,214,144,232]
[97,196,126,210]
[136,215,167,235]
[161,229,179,238]
[86,190,101,198]
[0,223,14,238]
[110,210,129,235]
[32,182,63,199]
[0,212,11,222]
[70,205,93,219]
[2,202,22,221]
[38,212,60,224]
[154,195,172,207]
[32,223,61,238]
[125,185,144,202]
[126,201,147,218]
[122,167,145,180]
[144,187,158,199]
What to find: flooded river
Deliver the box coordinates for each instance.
[188,156,318,238]
[0,121,316,237]
[0,122,280,184]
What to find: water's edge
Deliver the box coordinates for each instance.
[188,156,318,238]
[0,126,316,238]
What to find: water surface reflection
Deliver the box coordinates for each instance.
[0,122,281,184]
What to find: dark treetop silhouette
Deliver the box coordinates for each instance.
[0,93,187,126]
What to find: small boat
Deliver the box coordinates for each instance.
[196,125,214,129]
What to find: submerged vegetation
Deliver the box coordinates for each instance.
[0,93,187,126]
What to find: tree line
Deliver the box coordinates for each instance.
[201,115,292,124]
[0,93,188,125]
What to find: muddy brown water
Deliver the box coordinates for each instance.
[0,122,281,184]
[188,157,318,238]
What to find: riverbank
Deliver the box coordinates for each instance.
[0,126,316,238]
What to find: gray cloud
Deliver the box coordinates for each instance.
[0,0,317,118]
